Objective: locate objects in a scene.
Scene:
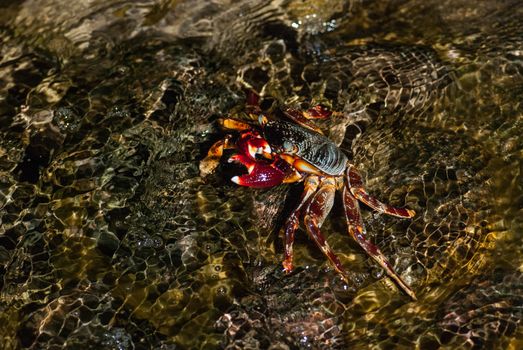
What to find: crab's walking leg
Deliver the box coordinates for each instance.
[281,175,319,273]
[245,90,261,114]
[342,186,417,300]
[283,108,325,134]
[302,177,348,281]
[220,118,251,131]
[199,136,233,177]
[347,165,416,218]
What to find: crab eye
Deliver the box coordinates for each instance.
[258,114,268,125]
[282,141,296,153]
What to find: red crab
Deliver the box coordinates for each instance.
[200,93,417,300]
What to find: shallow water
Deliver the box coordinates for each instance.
[0,1,522,349]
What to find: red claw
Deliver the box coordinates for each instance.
[228,154,257,173]
[231,161,285,188]
[237,132,271,159]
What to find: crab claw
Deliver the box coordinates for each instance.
[228,154,257,173]
[237,133,271,159]
[231,161,285,188]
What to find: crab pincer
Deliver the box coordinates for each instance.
[236,132,271,159]
[230,155,293,188]
[231,161,285,188]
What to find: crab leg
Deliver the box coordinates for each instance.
[303,177,348,281]
[304,105,332,119]
[283,108,324,134]
[245,90,261,114]
[282,105,333,134]
[342,186,417,300]
[346,165,416,218]
[220,118,252,131]
[281,175,319,273]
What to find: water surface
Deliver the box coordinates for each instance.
[0,1,522,349]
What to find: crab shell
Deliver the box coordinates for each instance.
[263,119,348,175]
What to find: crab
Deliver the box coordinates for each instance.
[200,94,417,300]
